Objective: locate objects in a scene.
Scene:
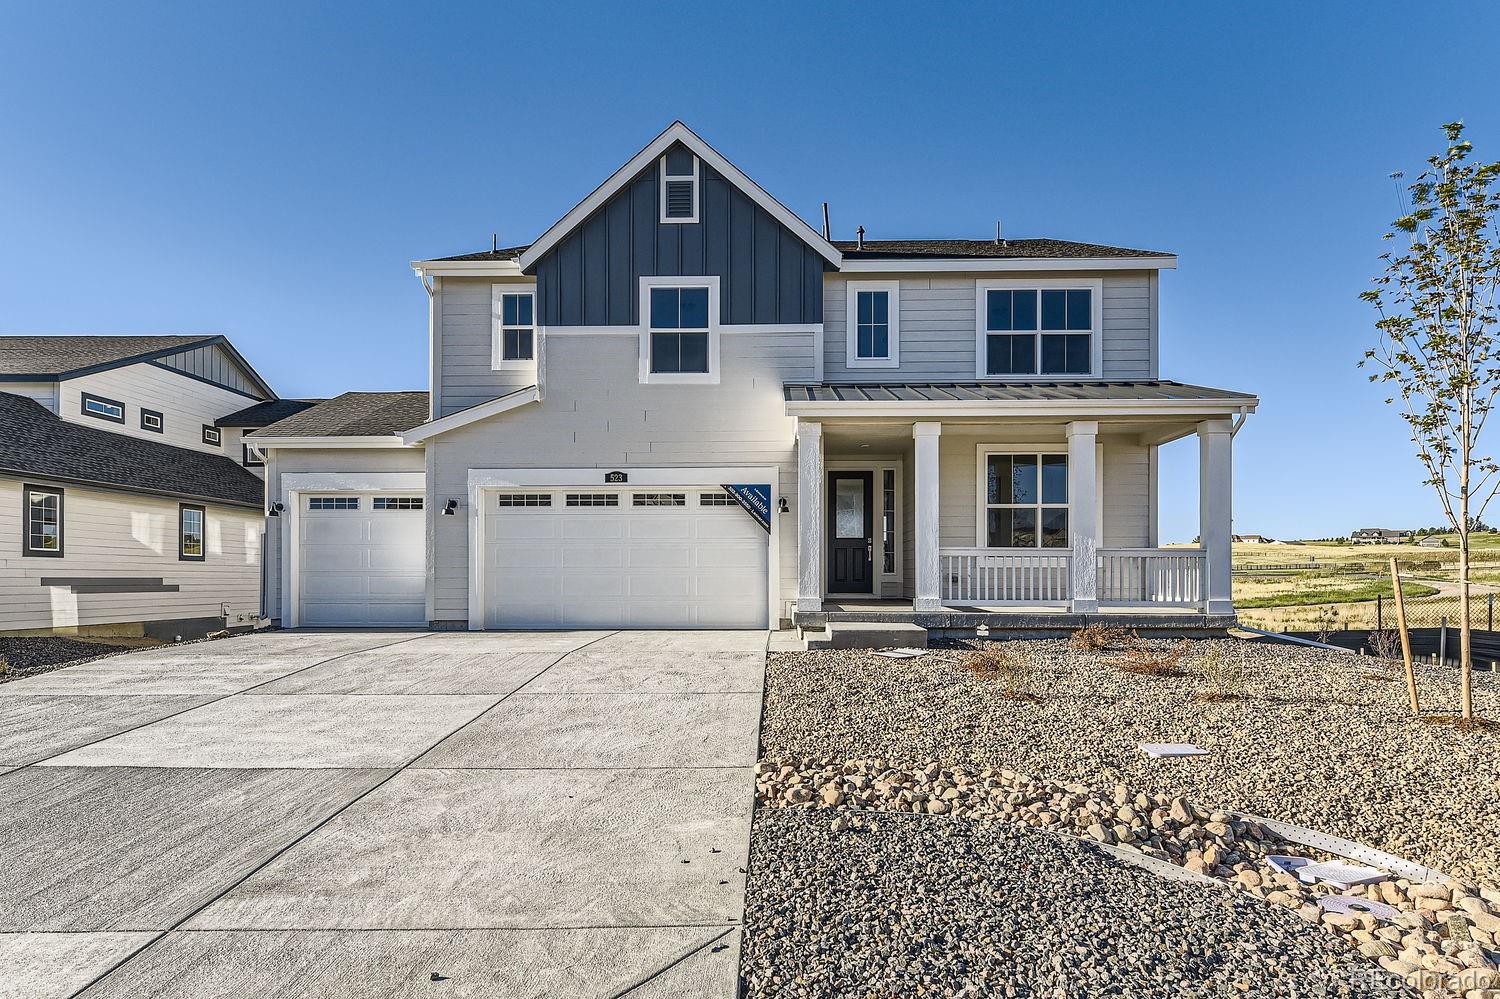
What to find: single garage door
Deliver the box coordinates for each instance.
[299,493,425,627]
[484,488,768,629]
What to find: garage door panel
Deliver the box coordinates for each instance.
[302,547,369,571]
[485,486,768,630]
[300,495,425,628]
[367,575,425,598]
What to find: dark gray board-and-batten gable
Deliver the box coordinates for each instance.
[528,143,830,327]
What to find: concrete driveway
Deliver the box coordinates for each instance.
[0,629,765,998]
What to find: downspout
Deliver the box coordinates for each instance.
[1230,405,1249,437]
[417,269,439,421]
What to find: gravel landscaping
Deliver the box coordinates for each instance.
[742,808,1406,998]
[0,635,148,683]
[760,637,1500,885]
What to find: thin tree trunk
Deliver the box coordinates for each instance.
[1460,410,1475,720]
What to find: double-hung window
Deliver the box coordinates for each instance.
[22,484,64,557]
[982,453,1068,548]
[179,504,206,561]
[978,280,1099,377]
[845,281,899,368]
[640,278,719,383]
[493,284,537,369]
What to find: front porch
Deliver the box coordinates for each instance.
[786,381,1256,630]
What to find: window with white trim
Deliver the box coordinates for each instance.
[659,148,699,223]
[982,452,1068,548]
[141,409,164,433]
[493,285,537,370]
[649,287,709,372]
[22,484,63,557]
[845,281,899,368]
[81,393,124,423]
[979,281,1098,377]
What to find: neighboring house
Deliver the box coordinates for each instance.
[1351,528,1411,545]
[0,335,276,637]
[252,121,1258,631]
[1417,535,1448,548]
[1233,534,1275,544]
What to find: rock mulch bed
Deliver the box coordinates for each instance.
[742,807,1404,998]
[756,760,1500,998]
[0,635,142,684]
[760,638,1500,884]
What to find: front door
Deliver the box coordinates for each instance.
[828,472,873,593]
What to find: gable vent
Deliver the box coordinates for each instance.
[664,179,695,218]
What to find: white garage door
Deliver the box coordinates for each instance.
[484,488,768,629]
[299,493,425,627]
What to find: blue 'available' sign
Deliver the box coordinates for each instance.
[722,484,772,533]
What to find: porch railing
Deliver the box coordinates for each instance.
[941,548,1072,604]
[1097,548,1206,607]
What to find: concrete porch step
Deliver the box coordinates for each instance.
[804,621,928,651]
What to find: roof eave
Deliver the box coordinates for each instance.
[784,396,1258,418]
[401,385,540,444]
[0,466,262,509]
[412,259,525,278]
[249,435,418,449]
[838,255,1178,273]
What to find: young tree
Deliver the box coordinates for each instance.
[1362,122,1500,720]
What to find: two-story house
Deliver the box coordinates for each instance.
[0,334,295,638]
[251,122,1257,633]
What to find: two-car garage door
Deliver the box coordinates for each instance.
[299,493,425,627]
[483,488,768,629]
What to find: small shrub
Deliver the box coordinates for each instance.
[1195,644,1245,702]
[0,654,7,677]
[1112,634,1190,677]
[961,645,1040,701]
[1311,606,1342,644]
[1367,629,1402,660]
[1070,623,1129,653]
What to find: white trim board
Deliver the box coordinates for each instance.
[466,464,781,631]
[401,386,541,444]
[974,277,1104,381]
[839,256,1177,273]
[517,122,842,271]
[638,276,721,386]
[252,435,417,450]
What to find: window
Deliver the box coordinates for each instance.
[22,485,63,557]
[492,284,538,369]
[202,425,222,446]
[497,493,552,507]
[882,469,896,573]
[982,453,1068,549]
[700,492,736,506]
[658,148,699,223]
[141,409,164,433]
[373,497,423,510]
[640,278,720,384]
[242,443,264,467]
[978,281,1098,378]
[179,504,206,561]
[566,493,618,507]
[845,281,900,368]
[308,496,359,510]
[632,492,685,507]
[80,393,125,423]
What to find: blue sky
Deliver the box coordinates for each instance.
[3,1,1497,542]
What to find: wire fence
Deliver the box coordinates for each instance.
[1237,591,1500,634]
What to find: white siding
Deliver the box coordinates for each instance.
[823,271,1155,382]
[438,277,539,417]
[59,361,262,455]
[430,330,813,625]
[2,381,59,413]
[260,447,428,623]
[0,477,261,634]
[218,427,267,481]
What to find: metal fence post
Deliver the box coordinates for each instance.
[1377,594,1384,632]
[1489,592,1494,633]
[1440,617,1448,666]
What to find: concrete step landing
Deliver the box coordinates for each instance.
[804,621,928,651]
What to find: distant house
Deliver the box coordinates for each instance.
[1417,535,1447,548]
[1233,534,1275,544]
[1351,528,1411,545]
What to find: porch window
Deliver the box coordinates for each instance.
[980,282,1097,377]
[984,453,1068,548]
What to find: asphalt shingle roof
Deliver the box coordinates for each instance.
[216,399,324,428]
[428,246,530,262]
[829,238,1173,260]
[0,335,218,377]
[251,391,430,438]
[782,380,1254,404]
[0,391,265,508]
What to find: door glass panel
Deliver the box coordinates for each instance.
[835,479,865,539]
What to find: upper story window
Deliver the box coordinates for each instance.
[202,424,222,446]
[81,392,125,423]
[140,409,164,433]
[659,148,699,224]
[978,280,1100,378]
[982,452,1068,549]
[242,442,264,467]
[640,277,720,384]
[492,284,538,370]
[22,484,64,558]
[845,281,900,368]
[179,504,206,561]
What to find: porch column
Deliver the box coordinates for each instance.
[1067,421,1099,613]
[1198,419,1234,615]
[913,421,942,611]
[796,420,824,614]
